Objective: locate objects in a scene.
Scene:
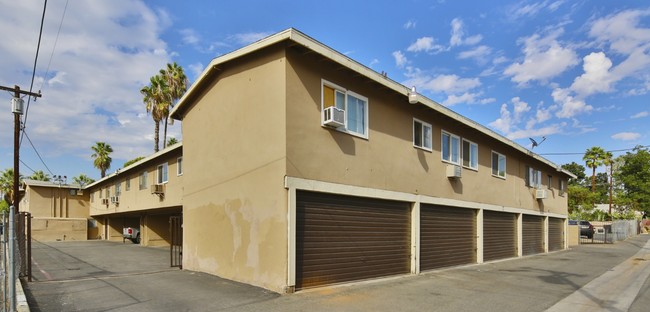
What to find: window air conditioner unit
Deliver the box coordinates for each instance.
[446,164,462,178]
[151,183,165,195]
[535,189,547,199]
[323,106,345,128]
[110,196,119,204]
[101,198,109,205]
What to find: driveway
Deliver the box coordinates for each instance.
[24,235,650,311]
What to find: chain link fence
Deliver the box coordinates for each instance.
[579,220,639,244]
[1,211,31,312]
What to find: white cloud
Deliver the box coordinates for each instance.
[392,50,407,68]
[552,88,593,118]
[511,97,531,121]
[490,97,563,139]
[589,9,650,55]
[369,58,379,67]
[509,1,566,19]
[403,20,417,29]
[407,37,445,53]
[407,74,481,95]
[490,103,513,133]
[188,62,204,80]
[230,32,272,45]
[505,124,563,140]
[611,132,641,141]
[631,111,648,119]
[458,45,492,61]
[570,52,615,98]
[504,30,578,85]
[179,28,200,45]
[450,18,482,47]
[444,92,479,106]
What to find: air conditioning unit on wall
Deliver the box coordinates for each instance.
[535,189,547,199]
[323,106,345,128]
[446,165,462,178]
[151,184,165,195]
[110,196,119,204]
[101,198,109,205]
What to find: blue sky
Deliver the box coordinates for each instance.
[0,0,648,181]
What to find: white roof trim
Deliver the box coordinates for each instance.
[170,28,575,179]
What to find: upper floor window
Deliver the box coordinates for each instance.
[105,188,110,199]
[115,182,121,197]
[322,80,368,138]
[526,166,542,188]
[491,151,506,179]
[157,163,169,184]
[125,178,131,191]
[441,130,460,164]
[559,179,566,196]
[462,139,478,170]
[413,119,432,151]
[177,157,183,176]
[547,175,552,189]
[99,188,103,198]
[139,171,148,190]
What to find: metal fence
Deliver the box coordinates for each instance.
[1,210,32,312]
[579,220,639,244]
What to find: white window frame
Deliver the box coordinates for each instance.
[441,130,461,165]
[559,179,566,196]
[125,178,130,191]
[157,163,169,184]
[177,157,183,176]
[547,175,553,190]
[115,182,121,197]
[527,166,542,189]
[462,139,478,171]
[491,151,506,179]
[321,79,369,139]
[139,171,148,190]
[413,118,432,151]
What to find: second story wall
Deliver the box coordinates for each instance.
[20,183,89,218]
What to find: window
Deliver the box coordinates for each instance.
[462,139,478,170]
[322,81,368,138]
[547,175,553,189]
[115,182,121,197]
[125,178,130,191]
[99,189,103,198]
[526,166,542,188]
[105,188,110,199]
[157,163,169,184]
[441,131,460,164]
[139,171,148,190]
[177,157,183,176]
[413,119,432,151]
[491,151,506,178]
[559,179,566,196]
[90,192,94,203]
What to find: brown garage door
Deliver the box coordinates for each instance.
[296,191,411,290]
[420,205,476,271]
[522,215,544,255]
[548,218,564,251]
[483,211,517,261]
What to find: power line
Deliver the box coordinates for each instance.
[539,145,650,156]
[22,130,54,176]
[19,159,37,175]
[38,0,68,93]
[20,0,48,147]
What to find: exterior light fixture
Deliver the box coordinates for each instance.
[408,86,418,104]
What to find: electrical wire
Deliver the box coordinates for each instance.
[38,0,68,94]
[22,130,54,176]
[539,145,650,156]
[20,0,48,147]
[19,159,37,175]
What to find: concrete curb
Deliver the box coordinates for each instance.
[16,279,30,312]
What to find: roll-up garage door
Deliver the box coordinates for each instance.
[483,211,517,262]
[296,191,411,290]
[548,218,564,251]
[522,215,544,255]
[420,205,476,271]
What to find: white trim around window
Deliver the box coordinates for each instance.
[321,79,369,139]
[157,162,169,184]
[413,118,432,151]
[177,157,183,176]
[462,138,478,171]
[441,130,460,165]
[491,151,506,179]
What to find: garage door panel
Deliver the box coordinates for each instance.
[522,215,544,256]
[296,191,411,290]
[420,205,476,271]
[483,211,517,261]
[548,218,564,251]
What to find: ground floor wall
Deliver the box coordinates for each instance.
[31,217,87,242]
[92,206,181,247]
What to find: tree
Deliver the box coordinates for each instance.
[583,146,606,192]
[141,74,169,152]
[72,174,95,187]
[603,151,614,213]
[615,146,650,214]
[159,62,188,149]
[567,184,598,218]
[167,137,179,147]
[123,156,145,168]
[30,170,51,181]
[561,162,587,185]
[0,168,22,205]
[91,142,113,178]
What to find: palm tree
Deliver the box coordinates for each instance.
[0,168,22,204]
[72,174,95,187]
[159,62,188,149]
[583,146,606,192]
[30,170,50,181]
[141,74,168,152]
[167,137,179,147]
[91,142,113,178]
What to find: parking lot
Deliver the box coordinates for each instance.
[24,236,650,312]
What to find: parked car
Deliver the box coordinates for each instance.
[569,220,594,238]
[123,227,141,244]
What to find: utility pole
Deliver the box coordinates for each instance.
[1,85,41,211]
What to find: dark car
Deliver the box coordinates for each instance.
[569,220,594,238]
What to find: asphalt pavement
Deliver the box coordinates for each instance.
[23,234,650,312]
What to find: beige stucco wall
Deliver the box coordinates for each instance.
[144,213,173,247]
[180,46,288,293]
[568,225,580,246]
[284,48,569,215]
[31,217,87,241]
[21,185,89,218]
